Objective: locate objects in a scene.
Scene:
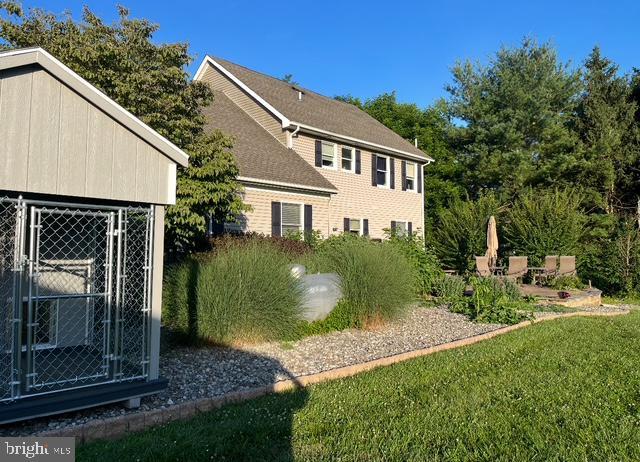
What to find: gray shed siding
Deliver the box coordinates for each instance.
[0,66,174,204]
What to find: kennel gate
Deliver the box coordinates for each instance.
[0,197,154,402]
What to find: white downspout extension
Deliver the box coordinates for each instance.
[287,124,301,148]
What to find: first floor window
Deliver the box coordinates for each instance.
[405,162,417,191]
[341,146,354,172]
[395,221,408,236]
[376,155,389,187]
[322,141,336,168]
[349,218,361,235]
[282,202,303,235]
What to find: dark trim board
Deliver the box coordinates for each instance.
[0,379,168,425]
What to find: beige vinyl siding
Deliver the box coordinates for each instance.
[293,134,424,240]
[0,66,175,205]
[199,63,288,145]
[240,186,330,237]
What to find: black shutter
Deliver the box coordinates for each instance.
[417,164,423,193]
[401,160,407,191]
[355,149,361,174]
[390,158,395,189]
[391,220,397,233]
[371,154,377,186]
[343,217,350,232]
[304,204,313,234]
[315,140,322,167]
[408,222,413,235]
[271,202,281,237]
[363,219,369,236]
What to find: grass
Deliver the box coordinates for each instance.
[80,311,640,461]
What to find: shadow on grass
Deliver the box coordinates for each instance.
[80,349,308,462]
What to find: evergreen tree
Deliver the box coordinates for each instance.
[576,47,638,214]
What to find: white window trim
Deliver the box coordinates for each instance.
[281,202,304,235]
[405,161,417,192]
[321,141,338,170]
[394,219,409,236]
[341,146,356,173]
[348,218,364,236]
[376,154,390,189]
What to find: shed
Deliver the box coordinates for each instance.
[0,48,188,423]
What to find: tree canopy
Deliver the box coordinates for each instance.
[0,2,246,252]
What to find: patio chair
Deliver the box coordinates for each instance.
[533,255,558,284]
[475,256,492,277]
[558,256,576,277]
[504,256,528,281]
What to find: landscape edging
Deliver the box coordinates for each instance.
[36,309,629,444]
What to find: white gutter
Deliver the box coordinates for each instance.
[238,176,337,195]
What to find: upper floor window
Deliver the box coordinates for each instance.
[341,146,354,172]
[405,162,417,192]
[321,141,336,169]
[376,155,389,187]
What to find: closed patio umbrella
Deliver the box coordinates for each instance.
[485,215,498,269]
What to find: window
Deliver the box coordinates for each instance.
[282,202,303,235]
[341,146,354,172]
[321,141,336,169]
[406,162,417,191]
[376,155,389,187]
[349,218,361,235]
[395,221,408,236]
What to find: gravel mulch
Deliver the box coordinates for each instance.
[0,304,627,436]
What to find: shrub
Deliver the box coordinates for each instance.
[548,275,585,290]
[434,275,466,301]
[431,194,503,274]
[448,277,532,325]
[163,241,303,344]
[385,232,445,297]
[207,232,313,258]
[309,235,415,324]
[504,188,586,266]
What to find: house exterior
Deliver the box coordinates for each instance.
[195,56,433,240]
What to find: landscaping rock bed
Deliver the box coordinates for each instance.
[0,304,629,437]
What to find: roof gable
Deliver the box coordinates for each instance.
[0,47,188,167]
[195,56,432,162]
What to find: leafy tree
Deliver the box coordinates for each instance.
[0,3,246,252]
[503,188,586,266]
[446,38,582,197]
[575,47,638,214]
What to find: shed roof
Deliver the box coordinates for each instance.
[0,47,189,167]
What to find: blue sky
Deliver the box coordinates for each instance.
[12,0,640,108]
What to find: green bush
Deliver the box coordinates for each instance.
[448,277,532,324]
[163,241,303,344]
[308,235,415,324]
[434,275,466,301]
[504,188,586,266]
[430,194,503,274]
[385,232,445,297]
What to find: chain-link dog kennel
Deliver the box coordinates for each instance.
[0,48,188,423]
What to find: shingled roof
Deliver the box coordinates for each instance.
[205,56,431,161]
[203,90,337,193]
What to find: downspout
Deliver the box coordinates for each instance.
[287,124,301,148]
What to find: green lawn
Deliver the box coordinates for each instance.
[80,311,640,461]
